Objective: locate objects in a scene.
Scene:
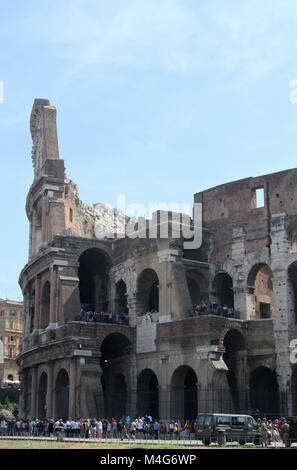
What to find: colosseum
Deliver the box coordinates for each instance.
[17,98,297,422]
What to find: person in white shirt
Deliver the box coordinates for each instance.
[97,419,103,438]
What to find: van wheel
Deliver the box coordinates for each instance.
[239,440,245,446]
[204,438,210,446]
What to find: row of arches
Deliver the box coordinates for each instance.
[33,364,282,421]
[30,329,285,421]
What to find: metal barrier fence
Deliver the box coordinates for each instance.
[0,430,295,447]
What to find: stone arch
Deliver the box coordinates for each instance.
[170,366,198,421]
[40,281,50,329]
[78,247,112,312]
[250,366,280,416]
[137,368,159,419]
[137,268,159,315]
[100,333,132,418]
[288,261,297,324]
[247,263,274,319]
[55,368,69,420]
[212,272,234,307]
[37,372,47,419]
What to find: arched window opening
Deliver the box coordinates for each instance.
[55,369,69,421]
[100,333,132,418]
[247,264,274,319]
[170,366,197,421]
[137,369,159,419]
[212,272,234,308]
[137,269,159,315]
[78,248,111,312]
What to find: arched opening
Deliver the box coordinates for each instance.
[247,263,274,319]
[186,270,206,306]
[40,281,50,329]
[55,369,69,420]
[170,366,198,421]
[78,248,111,312]
[37,372,47,419]
[115,280,128,314]
[100,333,132,418]
[212,272,234,308]
[137,369,159,419]
[137,269,159,314]
[288,262,297,324]
[250,366,280,416]
[223,329,246,412]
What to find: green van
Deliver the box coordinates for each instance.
[196,413,261,445]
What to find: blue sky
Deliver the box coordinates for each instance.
[1,0,297,300]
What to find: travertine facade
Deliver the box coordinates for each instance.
[17,99,297,421]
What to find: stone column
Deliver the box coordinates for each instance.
[159,355,170,420]
[49,267,57,326]
[46,362,54,419]
[30,367,38,419]
[69,358,77,419]
[126,355,137,418]
[33,276,41,332]
[272,274,292,416]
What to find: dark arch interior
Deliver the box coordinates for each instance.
[138,269,159,313]
[115,280,128,314]
[78,248,111,312]
[38,373,48,419]
[171,366,197,421]
[212,273,234,307]
[250,367,280,416]
[186,270,205,305]
[55,369,69,420]
[100,334,132,418]
[137,369,159,419]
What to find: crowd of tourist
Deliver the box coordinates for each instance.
[189,302,236,318]
[257,417,291,447]
[77,309,129,325]
[0,415,195,440]
[0,415,294,445]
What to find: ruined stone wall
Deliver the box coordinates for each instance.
[195,168,297,263]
